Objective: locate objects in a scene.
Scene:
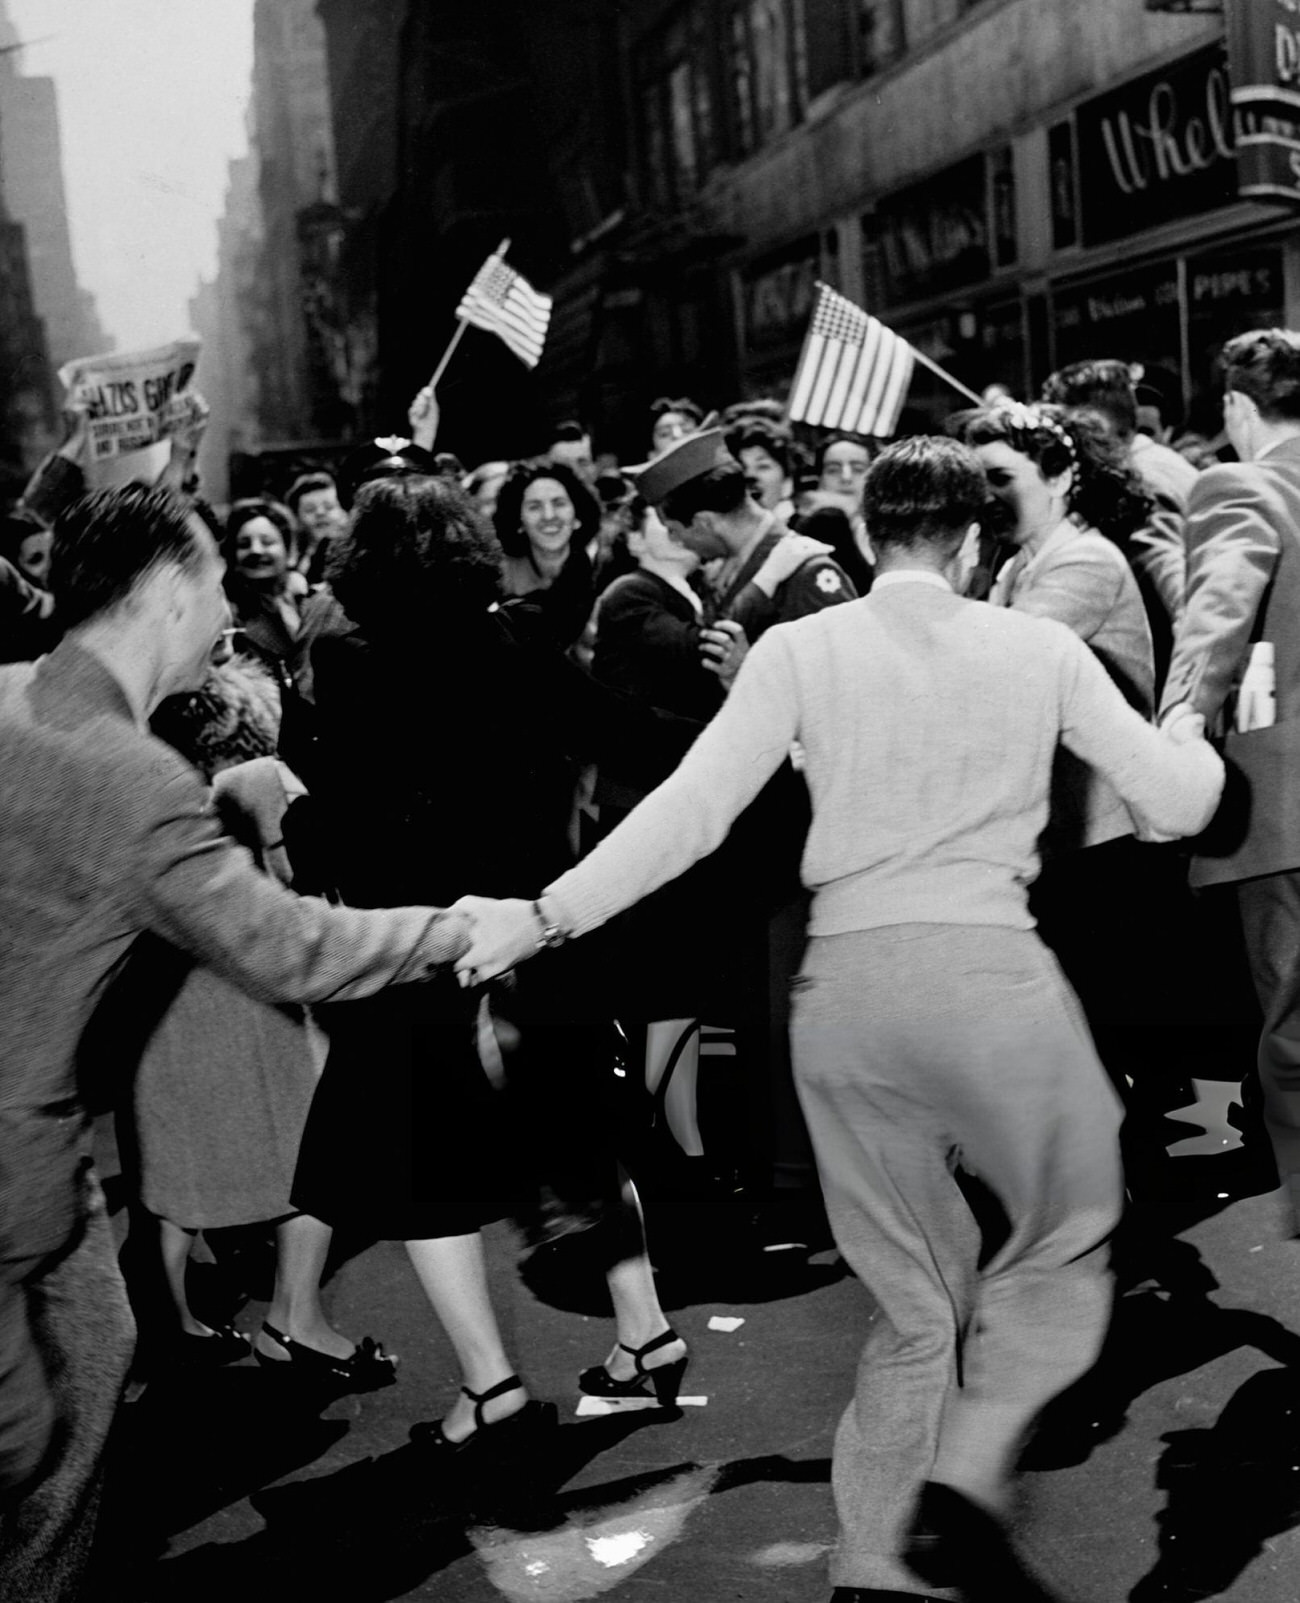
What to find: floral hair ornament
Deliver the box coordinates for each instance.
[990,400,1078,468]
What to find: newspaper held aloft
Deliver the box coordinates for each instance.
[58,339,202,464]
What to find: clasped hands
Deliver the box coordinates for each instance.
[448,895,544,987]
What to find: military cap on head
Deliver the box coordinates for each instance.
[632,428,735,507]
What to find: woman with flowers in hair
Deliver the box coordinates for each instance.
[952,400,1163,1111]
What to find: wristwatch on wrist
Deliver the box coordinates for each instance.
[531,899,567,950]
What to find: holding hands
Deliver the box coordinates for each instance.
[450,895,546,986]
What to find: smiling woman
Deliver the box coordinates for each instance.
[495,456,602,649]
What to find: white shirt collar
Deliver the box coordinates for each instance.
[871,569,952,593]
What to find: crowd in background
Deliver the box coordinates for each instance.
[0,330,1288,1601]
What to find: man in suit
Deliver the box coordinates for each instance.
[455,437,1224,1601]
[0,484,468,1600]
[1159,328,1300,1233]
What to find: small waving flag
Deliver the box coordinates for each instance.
[456,246,552,369]
[788,283,915,438]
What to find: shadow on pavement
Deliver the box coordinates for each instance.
[1021,1215,1300,1474]
[1127,1365,1300,1601]
[114,1404,832,1603]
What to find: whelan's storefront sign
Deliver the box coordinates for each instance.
[1227,0,1300,207]
[1075,44,1240,246]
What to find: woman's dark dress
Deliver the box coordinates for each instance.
[290,609,693,1240]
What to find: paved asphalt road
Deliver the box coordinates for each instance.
[91,1072,1300,1603]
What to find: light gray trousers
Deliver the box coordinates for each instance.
[792,924,1124,1595]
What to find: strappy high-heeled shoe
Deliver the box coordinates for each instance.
[578,1328,689,1408]
[410,1374,557,1455]
[254,1321,397,1390]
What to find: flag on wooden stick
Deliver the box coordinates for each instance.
[788,283,916,437]
[455,246,552,369]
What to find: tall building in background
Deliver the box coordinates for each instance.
[0,2,109,376]
[245,0,347,446]
[189,151,263,506]
[0,19,56,498]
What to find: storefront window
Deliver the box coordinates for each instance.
[1185,246,1285,421]
[638,9,715,206]
[729,6,756,155]
[857,0,904,76]
[668,62,698,197]
[1051,261,1182,380]
[750,0,794,142]
[1048,120,1078,252]
[990,146,1016,269]
[640,83,671,209]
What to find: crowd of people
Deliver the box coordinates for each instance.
[3,326,1300,1602]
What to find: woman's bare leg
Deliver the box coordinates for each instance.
[599,1175,686,1381]
[644,1019,704,1156]
[405,1231,528,1440]
[255,1213,353,1361]
[158,1217,210,1336]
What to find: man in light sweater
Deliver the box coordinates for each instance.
[454,438,1224,1603]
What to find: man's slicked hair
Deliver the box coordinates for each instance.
[1221,328,1300,421]
[862,437,989,550]
[50,484,210,630]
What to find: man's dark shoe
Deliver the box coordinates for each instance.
[903,1481,1063,1601]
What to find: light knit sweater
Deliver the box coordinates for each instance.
[544,576,1224,940]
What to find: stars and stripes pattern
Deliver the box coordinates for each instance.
[456,249,552,369]
[787,283,915,437]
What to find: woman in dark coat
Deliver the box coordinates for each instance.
[292,475,693,1447]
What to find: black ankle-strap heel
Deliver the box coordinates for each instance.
[578,1328,689,1408]
[411,1373,557,1453]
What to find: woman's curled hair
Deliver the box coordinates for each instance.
[949,401,1154,546]
[492,457,601,558]
[325,474,504,638]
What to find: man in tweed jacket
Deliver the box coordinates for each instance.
[0,485,466,1600]
[1159,328,1300,1234]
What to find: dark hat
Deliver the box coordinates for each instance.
[339,437,440,503]
[631,428,735,507]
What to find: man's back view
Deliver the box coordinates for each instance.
[452,437,1225,1601]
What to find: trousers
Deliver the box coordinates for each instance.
[0,1170,135,1601]
[1236,869,1300,1224]
[791,924,1124,1594]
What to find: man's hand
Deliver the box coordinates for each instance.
[700,619,748,689]
[158,392,210,493]
[1161,704,1207,745]
[56,397,91,465]
[408,384,440,451]
[451,895,541,985]
[752,533,834,598]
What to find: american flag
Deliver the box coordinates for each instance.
[456,248,552,369]
[787,283,915,437]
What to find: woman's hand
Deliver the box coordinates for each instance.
[699,619,748,689]
[408,384,440,451]
[450,895,541,985]
[752,533,833,598]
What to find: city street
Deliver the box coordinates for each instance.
[94,1083,1300,1603]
